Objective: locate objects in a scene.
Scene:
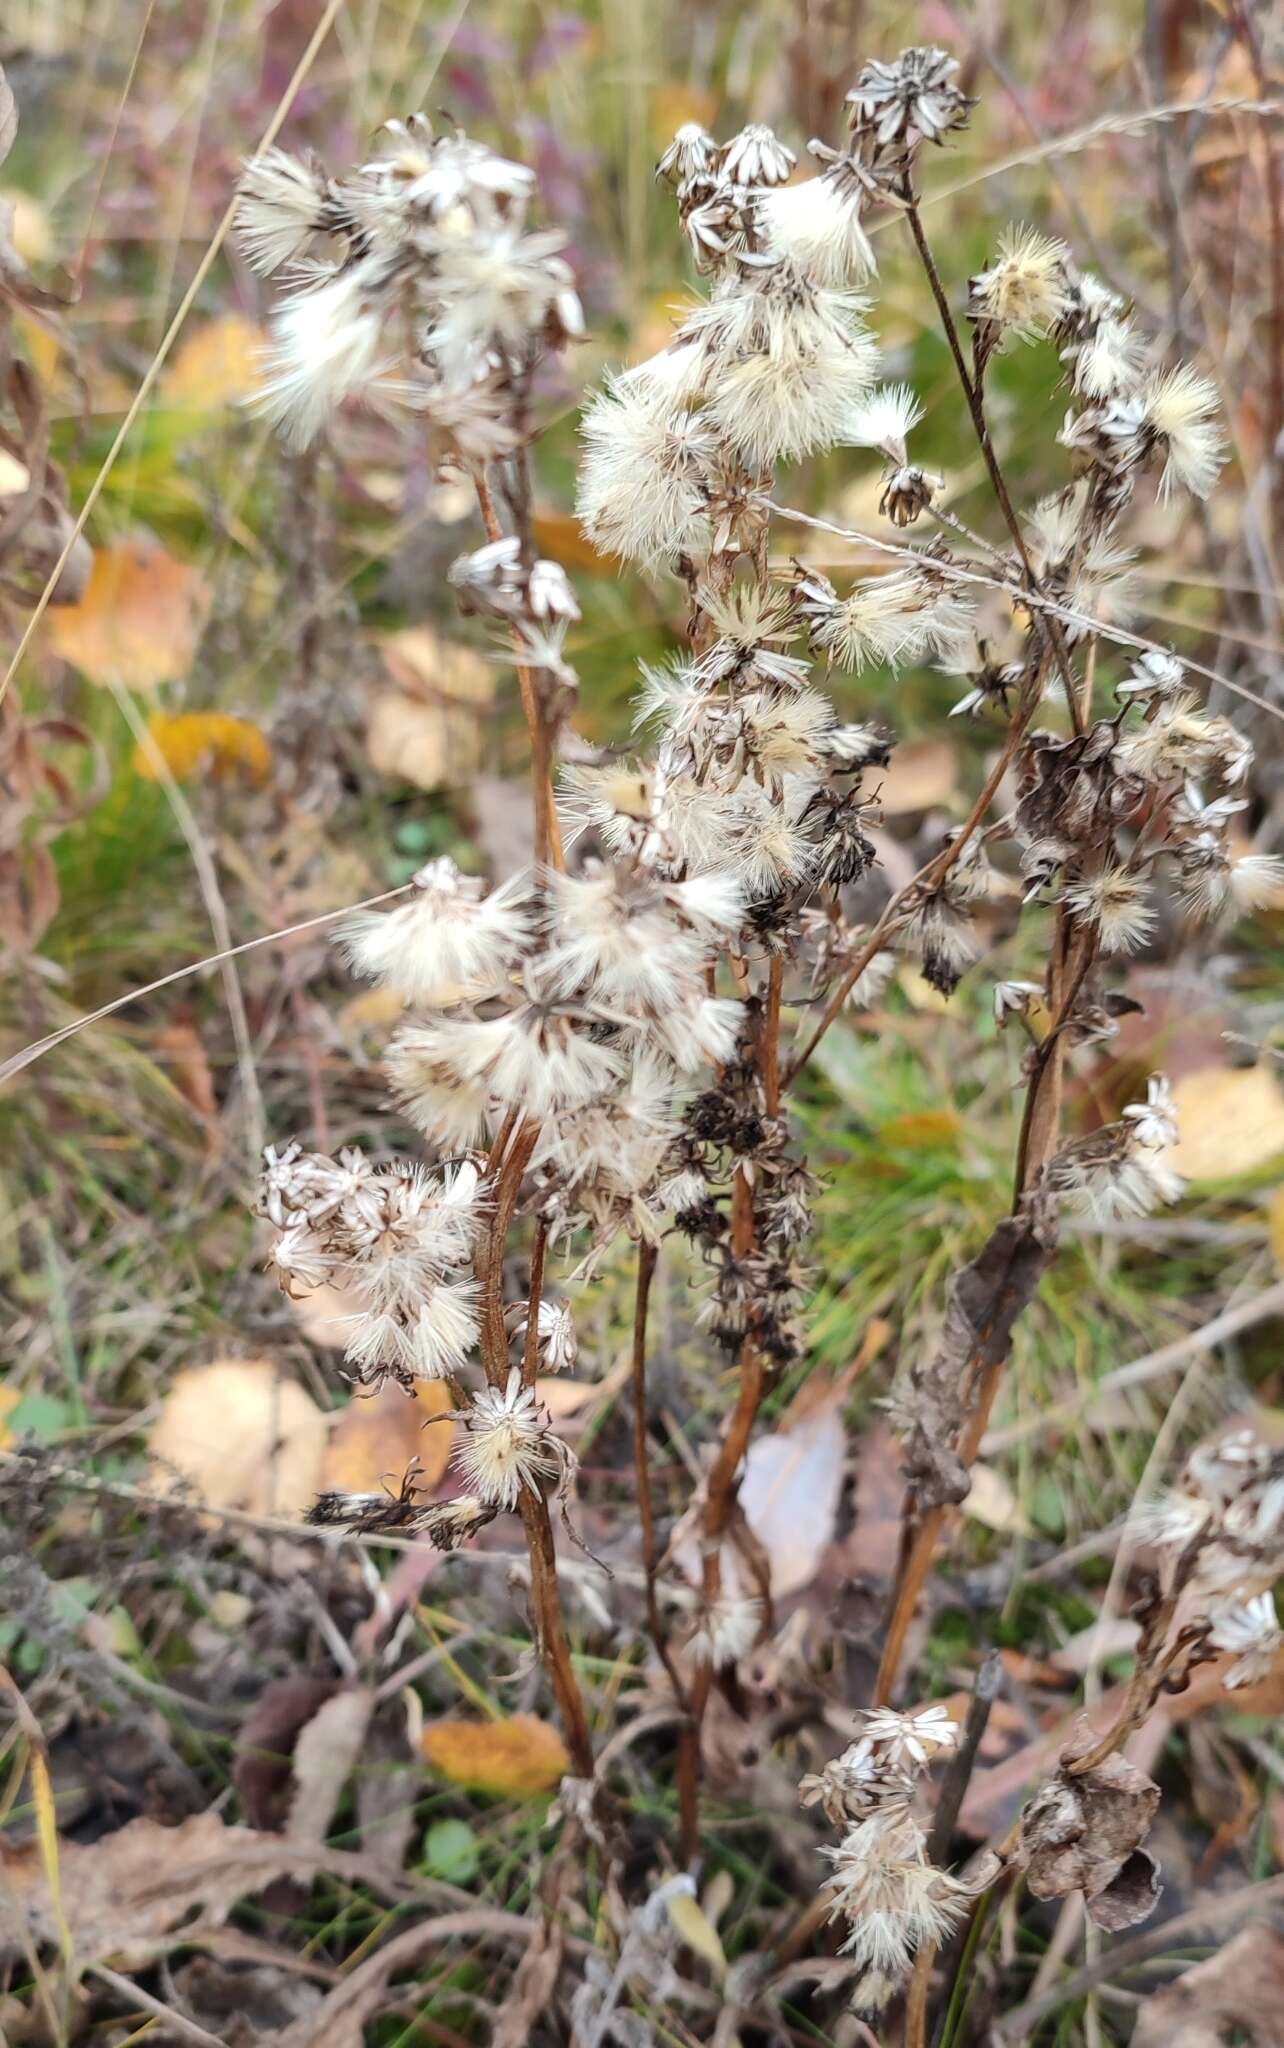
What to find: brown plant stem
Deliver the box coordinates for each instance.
[516,1487,595,1777]
[473,1122,592,1776]
[629,1238,687,1701]
[678,1148,770,1863]
[473,469,564,871]
[874,912,1089,1708]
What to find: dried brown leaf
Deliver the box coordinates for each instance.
[1132,1924,1284,2048]
[1020,1733,1161,1929]
[287,1687,376,1848]
[878,738,958,817]
[493,1918,565,2048]
[234,1677,338,1833]
[147,1358,328,1518]
[320,1379,453,1497]
[0,1812,295,1969]
[901,1192,1058,1509]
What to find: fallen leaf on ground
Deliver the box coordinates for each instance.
[290,1278,365,1350]
[962,1462,1033,1537]
[168,1955,325,2046]
[531,506,623,574]
[235,1677,338,1832]
[288,1686,376,1847]
[1165,1064,1284,1182]
[164,313,264,410]
[0,1383,22,1446]
[321,1380,454,1497]
[741,1401,846,1599]
[153,1017,220,1133]
[877,739,958,816]
[1133,1923,1284,2048]
[132,710,271,785]
[493,1917,565,2048]
[367,626,495,791]
[421,1715,570,1797]
[663,1884,727,1979]
[147,1358,327,1517]
[845,1419,904,1586]
[48,537,210,689]
[335,985,404,1053]
[536,1353,630,1420]
[0,1811,294,1968]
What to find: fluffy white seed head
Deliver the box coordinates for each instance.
[252,267,389,447]
[1144,364,1227,500]
[335,863,532,1005]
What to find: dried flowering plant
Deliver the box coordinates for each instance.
[235,40,1284,2026]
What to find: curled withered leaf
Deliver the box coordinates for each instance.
[896,1187,1058,1509]
[1019,1727,1161,1929]
[1086,1846,1163,1931]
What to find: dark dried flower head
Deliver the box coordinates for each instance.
[846,48,973,153]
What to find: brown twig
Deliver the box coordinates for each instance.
[629,1238,687,1702]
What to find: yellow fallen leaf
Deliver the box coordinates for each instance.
[321,1380,454,1497]
[531,508,622,575]
[48,537,210,689]
[147,1358,327,1517]
[132,711,271,786]
[164,314,264,410]
[0,1384,22,1447]
[421,1715,570,1797]
[1166,1065,1284,1183]
[1269,1185,1284,1275]
[664,1885,727,1979]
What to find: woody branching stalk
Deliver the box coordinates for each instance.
[234,51,1284,2021]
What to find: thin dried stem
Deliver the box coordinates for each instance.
[629,1239,686,1701]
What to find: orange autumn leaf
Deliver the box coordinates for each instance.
[164,314,264,411]
[132,711,271,786]
[49,538,210,689]
[420,1715,570,1797]
[531,509,621,576]
[321,1379,454,1498]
